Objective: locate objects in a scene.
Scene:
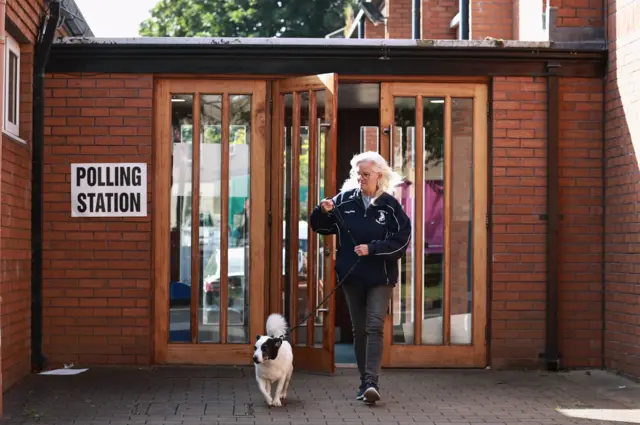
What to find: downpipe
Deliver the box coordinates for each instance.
[31,0,62,372]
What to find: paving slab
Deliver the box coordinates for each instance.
[0,366,638,425]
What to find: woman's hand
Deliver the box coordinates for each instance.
[354,244,369,256]
[320,198,334,213]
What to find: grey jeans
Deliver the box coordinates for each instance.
[342,283,393,385]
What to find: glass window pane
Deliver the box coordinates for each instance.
[169,94,194,343]
[391,97,416,345]
[360,126,379,152]
[314,90,326,347]
[282,94,293,319]
[297,91,311,346]
[8,51,18,125]
[450,98,474,345]
[227,94,252,344]
[422,97,445,345]
[198,94,222,343]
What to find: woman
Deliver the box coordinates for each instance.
[310,151,411,404]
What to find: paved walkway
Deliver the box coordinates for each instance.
[1,366,639,424]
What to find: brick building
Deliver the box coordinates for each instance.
[0,0,92,409]
[0,0,639,417]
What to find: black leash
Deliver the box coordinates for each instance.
[287,205,359,337]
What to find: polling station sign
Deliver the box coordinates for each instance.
[71,163,147,217]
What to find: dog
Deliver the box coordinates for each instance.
[253,313,293,407]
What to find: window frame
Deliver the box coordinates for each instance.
[4,33,21,138]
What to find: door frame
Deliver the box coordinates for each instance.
[152,78,268,364]
[152,76,489,368]
[268,74,339,374]
[379,82,489,368]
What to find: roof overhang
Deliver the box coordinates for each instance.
[46,37,607,78]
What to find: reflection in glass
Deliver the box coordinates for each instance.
[314,90,326,347]
[169,94,194,343]
[391,97,416,345]
[297,92,311,346]
[198,94,222,343]
[282,94,293,319]
[422,98,445,345]
[227,94,252,343]
[360,126,379,152]
[450,98,473,345]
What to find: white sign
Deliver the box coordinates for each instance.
[71,163,147,217]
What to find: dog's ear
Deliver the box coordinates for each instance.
[256,335,261,341]
[274,338,282,348]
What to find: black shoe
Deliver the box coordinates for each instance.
[363,381,380,404]
[356,379,366,400]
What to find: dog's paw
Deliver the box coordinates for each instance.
[265,397,273,406]
[281,392,287,401]
[272,397,282,407]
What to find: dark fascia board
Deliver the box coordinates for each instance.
[46,37,606,78]
[58,0,95,37]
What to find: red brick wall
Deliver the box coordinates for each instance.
[551,0,604,27]
[491,76,605,369]
[604,0,640,378]
[7,0,44,43]
[558,78,603,368]
[491,77,547,368]
[365,20,386,38]
[422,0,457,39]
[471,0,514,40]
[2,0,43,394]
[1,43,35,391]
[387,0,413,38]
[42,73,153,367]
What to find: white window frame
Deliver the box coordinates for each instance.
[4,34,20,138]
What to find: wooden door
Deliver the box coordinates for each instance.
[269,74,339,373]
[153,79,267,364]
[379,83,488,367]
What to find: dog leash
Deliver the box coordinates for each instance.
[286,205,360,337]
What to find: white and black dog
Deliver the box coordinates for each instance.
[253,313,293,407]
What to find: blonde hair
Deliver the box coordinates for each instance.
[340,151,403,199]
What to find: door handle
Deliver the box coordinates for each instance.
[317,308,329,313]
[324,247,331,257]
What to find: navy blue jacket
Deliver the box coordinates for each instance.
[309,188,412,286]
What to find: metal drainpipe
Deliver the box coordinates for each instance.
[460,0,469,40]
[412,0,421,39]
[31,0,62,372]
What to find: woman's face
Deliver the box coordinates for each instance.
[357,161,380,195]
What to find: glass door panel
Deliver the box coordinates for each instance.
[154,79,267,364]
[380,83,487,367]
[273,74,338,374]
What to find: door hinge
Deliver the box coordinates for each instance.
[268,210,272,227]
[269,97,273,112]
[486,214,490,229]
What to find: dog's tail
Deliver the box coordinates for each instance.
[266,313,288,338]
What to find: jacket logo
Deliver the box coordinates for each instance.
[344,210,355,214]
[375,210,386,225]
